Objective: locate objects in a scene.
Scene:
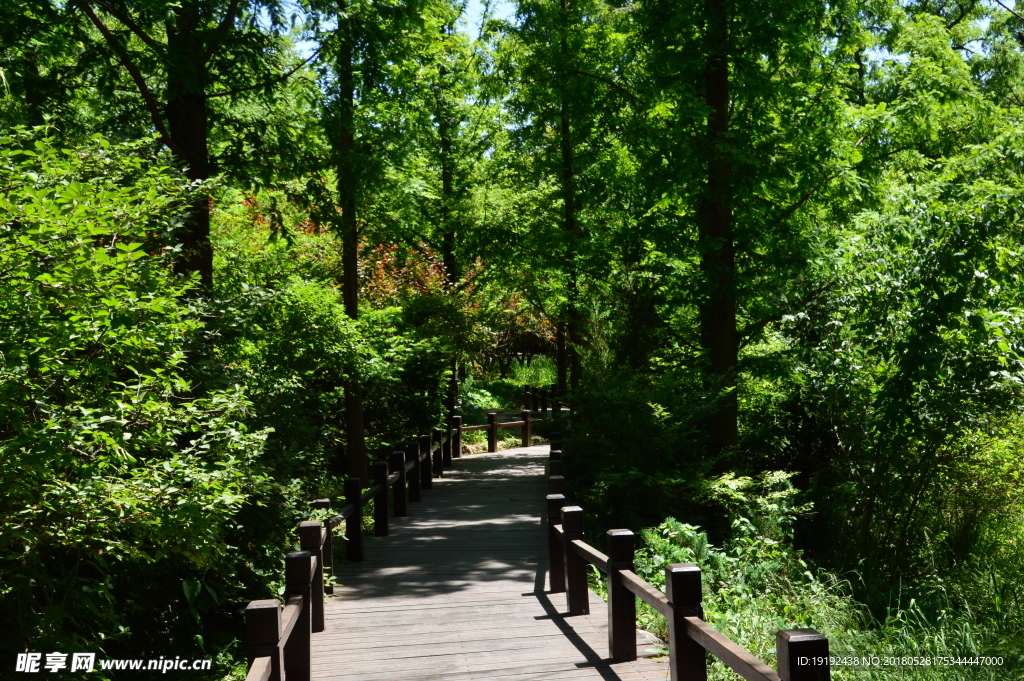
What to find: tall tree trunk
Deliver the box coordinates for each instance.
[437,24,460,289]
[558,0,581,392]
[559,100,582,392]
[698,0,738,455]
[166,1,213,290]
[336,3,367,483]
[556,322,568,394]
[24,52,46,127]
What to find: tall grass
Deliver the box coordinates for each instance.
[587,472,1022,680]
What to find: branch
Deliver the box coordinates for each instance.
[567,68,643,105]
[993,0,1024,23]
[93,0,166,58]
[205,47,321,98]
[203,0,242,64]
[75,1,180,155]
[739,281,835,347]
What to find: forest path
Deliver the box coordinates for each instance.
[312,444,668,681]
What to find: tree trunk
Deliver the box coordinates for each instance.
[556,322,568,394]
[559,98,582,392]
[558,0,581,392]
[437,24,460,289]
[166,1,213,289]
[698,0,738,455]
[336,3,367,483]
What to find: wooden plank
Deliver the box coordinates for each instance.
[571,539,610,572]
[619,570,672,618]
[684,617,781,681]
[278,596,302,647]
[310,445,666,681]
[245,656,272,681]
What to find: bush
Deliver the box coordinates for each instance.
[0,130,273,669]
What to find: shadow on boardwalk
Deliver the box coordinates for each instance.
[313,445,667,681]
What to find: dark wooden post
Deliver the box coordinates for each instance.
[297,521,325,634]
[408,440,421,502]
[550,432,562,450]
[666,563,706,681]
[419,434,433,489]
[777,629,831,681]
[283,551,313,681]
[311,499,333,595]
[246,600,283,681]
[561,505,589,616]
[606,530,637,662]
[521,409,532,447]
[546,494,566,593]
[549,475,566,495]
[541,389,549,417]
[553,399,561,420]
[432,428,444,478]
[451,415,462,458]
[524,386,532,410]
[344,478,363,562]
[442,422,453,466]
[390,451,407,517]
[372,462,388,537]
[549,459,564,477]
[487,412,498,453]
[532,388,540,413]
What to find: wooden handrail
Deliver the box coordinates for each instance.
[619,570,671,617]
[279,595,303,646]
[243,396,568,681]
[243,425,461,681]
[544,432,832,681]
[245,657,272,681]
[684,617,782,681]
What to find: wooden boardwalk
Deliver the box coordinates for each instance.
[313,444,669,681]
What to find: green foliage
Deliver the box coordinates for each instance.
[0,130,272,666]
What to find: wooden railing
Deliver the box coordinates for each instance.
[242,393,570,681]
[242,430,451,681]
[545,432,833,681]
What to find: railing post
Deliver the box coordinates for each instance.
[391,451,407,517]
[561,505,589,616]
[408,440,421,502]
[451,415,462,459]
[541,389,549,417]
[311,498,333,595]
[549,475,566,495]
[284,551,313,681]
[549,459,564,477]
[372,462,389,537]
[777,629,831,681]
[553,399,561,420]
[521,409,532,448]
[432,428,444,478]
[524,386,532,410]
[246,600,283,681]
[344,478,364,562]
[420,434,433,489]
[532,388,540,413]
[297,521,325,633]
[487,412,498,453]
[546,494,566,593]
[442,423,453,466]
[666,563,707,681]
[607,530,637,662]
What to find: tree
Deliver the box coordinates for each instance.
[60,0,304,288]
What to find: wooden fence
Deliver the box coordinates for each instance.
[241,388,559,681]
[546,432,832,681]
[242,388,828,681]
